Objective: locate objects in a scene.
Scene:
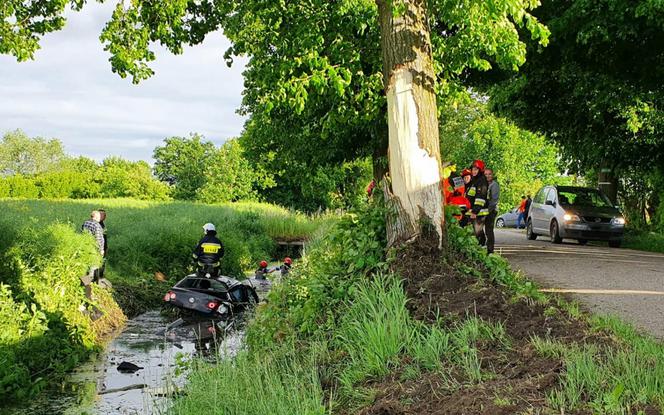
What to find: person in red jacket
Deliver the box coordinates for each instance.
[446,169,471,222]
[517,195,527,229]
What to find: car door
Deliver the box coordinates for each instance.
[541,187,558,234]
[506,208,519,227]
[530,188,548,232]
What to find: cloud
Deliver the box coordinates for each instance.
[0,2,247,161]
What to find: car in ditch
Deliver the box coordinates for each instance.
[163,274,259,320]
[526,185,625,247]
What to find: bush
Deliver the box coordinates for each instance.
[247,201,386,348]
[0,224,125,401]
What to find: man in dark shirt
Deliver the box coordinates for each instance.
[485,169,500,254]
[193,223,224,278]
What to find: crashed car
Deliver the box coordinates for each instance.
[163,274,259,319]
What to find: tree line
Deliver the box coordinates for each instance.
[1,0,662,230]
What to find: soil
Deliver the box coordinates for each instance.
[359,233,613,415]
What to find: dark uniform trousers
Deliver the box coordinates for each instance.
[485,210,497,254]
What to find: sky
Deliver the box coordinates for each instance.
[0,2,247,161]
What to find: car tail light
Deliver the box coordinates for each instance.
[207,301,218,310]
[163,291,176,301]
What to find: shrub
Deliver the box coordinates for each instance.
[0,224,125,401]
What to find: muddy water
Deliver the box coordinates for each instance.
[3,311,244,415]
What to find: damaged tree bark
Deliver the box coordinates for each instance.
[376,0,444,247]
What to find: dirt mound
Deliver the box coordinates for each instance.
[396,233,588,342]
[361,233,606,415]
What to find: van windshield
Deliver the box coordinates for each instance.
[557,187,613,208]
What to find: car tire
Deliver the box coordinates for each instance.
[577,239,588,245]
[608,240,622,248]
[526,220,538,240]
[550,220,563,244]
[496,218,505,228]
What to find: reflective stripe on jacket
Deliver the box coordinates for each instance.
[465,173,489,216]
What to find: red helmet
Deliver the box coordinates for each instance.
[260,260,268,268]
[284,257,292,265]
[461,168,472,176]
[472,159,486,171]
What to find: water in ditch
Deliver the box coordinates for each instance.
[2,310,244,415]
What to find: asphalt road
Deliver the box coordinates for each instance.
[495,228,664,339]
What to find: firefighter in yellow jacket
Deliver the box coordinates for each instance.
[193,223,224,278]
[464,160,490,245]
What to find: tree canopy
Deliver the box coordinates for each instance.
[489,0,664,174]
[1,0,549,178]
[0,130,67,176]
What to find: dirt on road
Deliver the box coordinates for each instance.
[496,228,664,339]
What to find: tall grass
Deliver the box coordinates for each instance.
[0,199,330,309]
[0,221,125,400]
[623,230,664,254]
[532,316,664,414]
[171,345,328,415]
[336,274,413,391]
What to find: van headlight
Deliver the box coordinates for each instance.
[563,213,580,222]
[611,217,626,225]
[217,304,229,314]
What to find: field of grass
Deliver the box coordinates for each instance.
[173,202,664,415]
[0,198,329,402]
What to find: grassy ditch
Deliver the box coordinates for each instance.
[173,201,664,415]
[0,198,327,403]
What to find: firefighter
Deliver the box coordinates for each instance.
[465,160,490,244]
[193,223,224,278]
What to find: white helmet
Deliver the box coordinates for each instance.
[203,223,216,232]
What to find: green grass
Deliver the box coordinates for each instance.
[623,230,664,253]
[0,198,330,310]
[0,198,328,402]
[171,345,328,415]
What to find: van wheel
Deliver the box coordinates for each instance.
[550,221,563,244]
[608,240,622,248]
[577,239,588,245]
[526,221,538,240]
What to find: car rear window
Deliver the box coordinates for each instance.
[176,277,228,291]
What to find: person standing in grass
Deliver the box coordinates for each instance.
[485,169,500,255]
[81,210,105,285]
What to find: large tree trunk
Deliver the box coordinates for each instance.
[376,0,444,247]
[598,162,618,205]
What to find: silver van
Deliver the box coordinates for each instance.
[526,185,625,247]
